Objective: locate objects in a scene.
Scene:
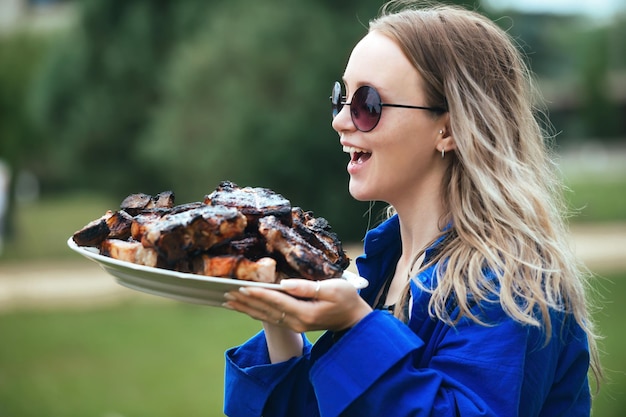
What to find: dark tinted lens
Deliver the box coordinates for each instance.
[351,86,382,132]
[331,82,343,118]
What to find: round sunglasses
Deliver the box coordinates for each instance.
[330,81,447,132]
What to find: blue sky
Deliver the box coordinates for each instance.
[483,0,625,20]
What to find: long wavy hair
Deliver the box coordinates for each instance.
[370,1,602,385]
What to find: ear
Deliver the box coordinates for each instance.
[438,132,456,154]
[435,116,456,155]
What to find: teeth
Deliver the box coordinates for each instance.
[343,146,370,154]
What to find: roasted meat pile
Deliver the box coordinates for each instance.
[72,181,350,283]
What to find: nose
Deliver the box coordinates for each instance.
[331,104,354,135]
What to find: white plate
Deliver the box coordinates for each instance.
[67,238,368,307]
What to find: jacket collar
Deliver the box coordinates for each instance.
[356,215,450,306]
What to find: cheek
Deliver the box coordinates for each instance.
[379,126,430,163]
[378,128,437,180]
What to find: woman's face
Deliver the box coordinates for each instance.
[333,31,447,207]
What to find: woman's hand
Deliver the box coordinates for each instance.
[223,278,372,334]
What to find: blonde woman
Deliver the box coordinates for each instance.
[223,2,601,416]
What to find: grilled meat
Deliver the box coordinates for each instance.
[107,210,134,241]
[193,255,277,283]
[72,211,113,247]
[73,182,350,283]
[130,211,166,242]
[129,202,205,242]
[204,181,292,228]
[72,209,134,247]
[258,215,343,281]
[121,191,175,215]
[141,205,247,264]
[291,207,350,271]
[101,239,158,267]
[208,234,267,259]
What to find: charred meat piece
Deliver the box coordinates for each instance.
[141,205,247,264]
[167,201,204,214]
[204,181,292,228]
[131,211,167,242]
[73,209,141,247]
[193,255,277,283]
[208,234,267,259]
[120,193,153,215]
[150,191,175,209]
[101,239,158,267]
[73,183,350,284]
[121,191,175,215]
[258,215,343,281]
[130,202,213,242]
[106,210,134,241]
[72,211,113,247]
[291,207,350,271]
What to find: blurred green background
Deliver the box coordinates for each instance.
[0,0,624,416]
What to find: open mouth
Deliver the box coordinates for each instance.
[343,146,372,164]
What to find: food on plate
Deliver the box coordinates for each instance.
[258,215,344,281]
[72,181,350,283]
[141,205,247,264]
[193,255,277,283]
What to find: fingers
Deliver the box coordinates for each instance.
[223,287,286,324]
[279,279,321,299]
[279,278,353,300]
[223,279,370,333]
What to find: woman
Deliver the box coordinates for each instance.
[222,2,602,416]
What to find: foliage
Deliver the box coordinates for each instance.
[0,32,49,168]
[135,0,377,237]
[28,0,213,193]
[576,26,622,140]
[1,0,622,242]
[26,0,391,239]
[486,11,626,143]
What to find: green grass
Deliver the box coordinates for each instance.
[0,275,623,416]
[2,193,117,261]
[564,177,626,223]
[590,272,626,417]
[0,300,262,417]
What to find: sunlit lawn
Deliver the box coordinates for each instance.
[564,176,626,223]
[0,274,623,416]
[592,273,626,417]
[2,193,117,261]
[0,300,261,417]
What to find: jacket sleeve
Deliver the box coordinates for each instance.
[223,330,315,417]
[310,308,530,417]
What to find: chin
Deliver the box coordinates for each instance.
[348,181,376,202]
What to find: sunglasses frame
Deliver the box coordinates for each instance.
[330,81,447,132]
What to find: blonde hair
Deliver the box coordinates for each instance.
[371,1,602,384]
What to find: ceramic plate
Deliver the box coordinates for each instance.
[67,238,368,307]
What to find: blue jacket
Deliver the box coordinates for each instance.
[224,215,591,416]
